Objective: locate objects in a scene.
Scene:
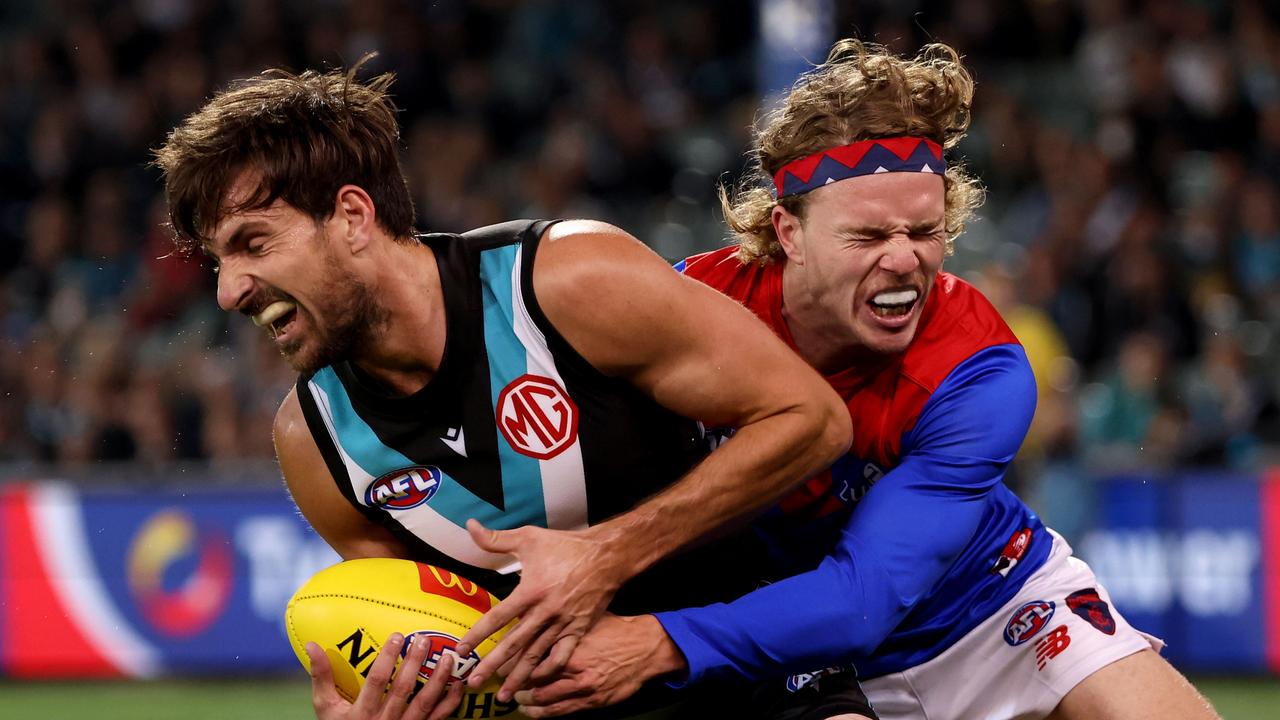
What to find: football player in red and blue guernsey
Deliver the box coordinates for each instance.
[513,40,1221,720]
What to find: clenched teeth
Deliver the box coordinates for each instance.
[871,289,919,306]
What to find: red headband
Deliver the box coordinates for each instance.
[773,137,945,198]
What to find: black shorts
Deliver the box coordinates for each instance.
[748,665,877,720]
[555,665,875,720]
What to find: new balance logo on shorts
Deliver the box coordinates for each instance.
[1035,625,1072,670]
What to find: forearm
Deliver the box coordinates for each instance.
[651,452,1016,684]
[587,402,849,579]
[654,533,903,685]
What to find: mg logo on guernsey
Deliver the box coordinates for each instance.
[366,466,443,509]
[496,374,579,459]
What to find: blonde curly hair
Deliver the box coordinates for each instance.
[723,39,984,264]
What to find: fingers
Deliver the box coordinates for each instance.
[426,679,465,720]
[465,602,547,687]
[407,652,456,720]
[385,634,430,712]
[513,677,591,709]
[530,635,577,683]
[496,622,570,701]
[495,650,520,681]
[457,591,527,660]
[515,678,596,719]
[520,700,591,719]
[466,518,514,554]
[306,641,341,712]
[456,520,521,659]
[353,633,405,717]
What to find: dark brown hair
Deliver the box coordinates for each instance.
[722,39,984,263]
[153,55,415,253]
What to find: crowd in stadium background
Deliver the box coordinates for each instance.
[1,0,1279,535]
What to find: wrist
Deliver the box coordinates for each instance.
[586,513,664,580]
[633,614,688,678]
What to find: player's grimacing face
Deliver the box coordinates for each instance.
[209,177,385,375]
[784,172,947,356]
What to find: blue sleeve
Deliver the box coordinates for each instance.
[655,344,1037,685]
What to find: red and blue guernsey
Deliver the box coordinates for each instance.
[661,246,1050,683]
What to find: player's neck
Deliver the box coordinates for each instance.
[350,240,447,396]
[781,311,869,375]
[780,267,877,375]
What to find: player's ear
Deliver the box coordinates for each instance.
[331,184,377,254]
[772,204,805,265]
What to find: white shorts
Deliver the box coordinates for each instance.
[861,530,1162,720]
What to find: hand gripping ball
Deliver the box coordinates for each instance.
[286,558,523,718]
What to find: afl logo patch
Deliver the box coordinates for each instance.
[366,466,443,509]
[496,374,579,459]
[1004,600,1055,646]
[402,630,481,680]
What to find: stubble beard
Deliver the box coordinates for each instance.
[280,259,389,376]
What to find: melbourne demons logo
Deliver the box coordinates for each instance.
[1066,587,1116,635]
[1003,600,1055,646]
[403,630,482,680]
[496,374,579,459]
[366,466,443,509]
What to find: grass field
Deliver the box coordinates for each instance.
[1,676,1277,719]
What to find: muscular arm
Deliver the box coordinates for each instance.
[274,387,413,560]
[650,345,1038,684]
[533,220,853,576]
[462,221,850,692]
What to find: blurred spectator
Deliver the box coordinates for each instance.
[973,261,1089,538]
[1230,175,1280,316]
[0,0,1276,488]
[1079,331,1188,470]
[1178,326,1271,468]
[973,262,1076,471]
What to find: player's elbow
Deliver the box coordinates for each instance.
[808,388,852,466]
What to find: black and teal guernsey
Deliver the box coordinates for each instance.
[295,219,762,612]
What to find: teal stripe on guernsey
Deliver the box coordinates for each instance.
[310,363,541,528]
[478,244,548,528]
[310,365,418,477]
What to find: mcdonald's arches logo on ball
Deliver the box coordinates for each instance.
[496,374,579,460]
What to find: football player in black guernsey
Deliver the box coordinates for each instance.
[154,58,852,720]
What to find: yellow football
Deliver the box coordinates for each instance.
[285,558,522,719]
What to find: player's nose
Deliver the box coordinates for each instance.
[216,262,254,312]
[879,236,921,275]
